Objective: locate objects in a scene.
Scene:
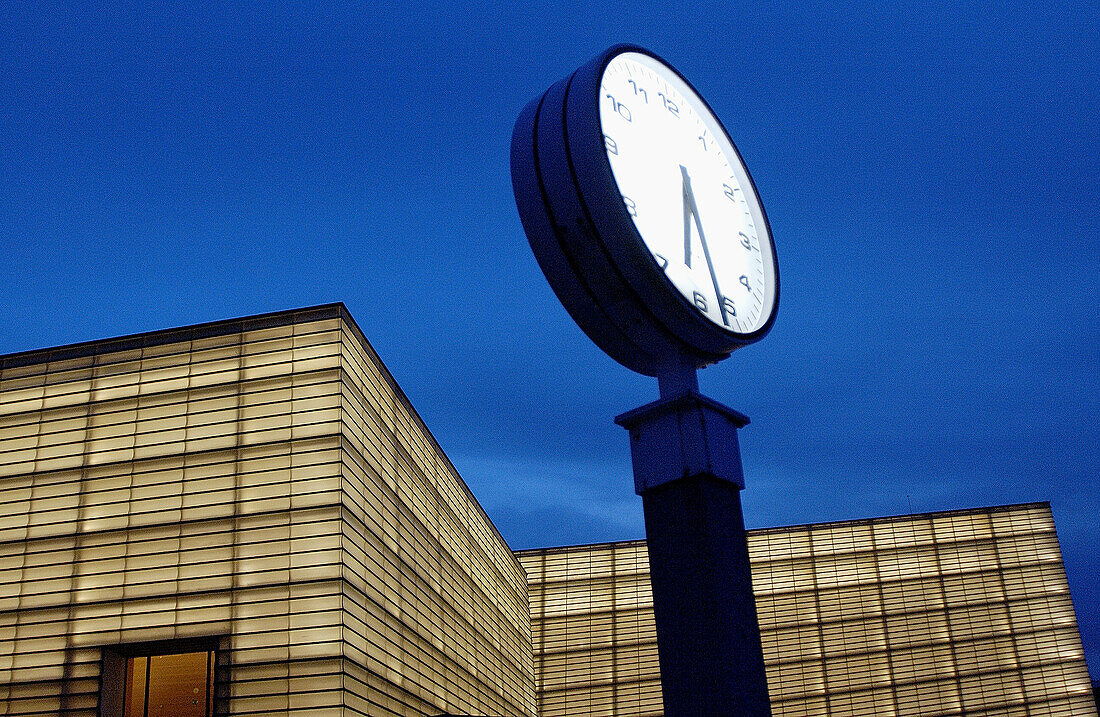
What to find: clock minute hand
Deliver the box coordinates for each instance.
[680,165,730,327]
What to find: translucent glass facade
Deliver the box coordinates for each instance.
[518,504,1096,717]
[0,305,534,717]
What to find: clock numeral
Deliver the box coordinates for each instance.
[604,93,632,122]
[657,92,680,118]
[739,231,752,250]
[627,79,648,102]
[723,183,739,201]
[698,135,708,151]
[722,297,738,320]
[653,253,669,270]
[622,196,638,217]
[604,135,618,155]
[693,291,708,313]
[739,275,750,292]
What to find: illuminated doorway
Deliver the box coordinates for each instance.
[126,651,213,717]
[102,647,215,717]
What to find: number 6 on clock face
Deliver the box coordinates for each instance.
[599,51,776,336]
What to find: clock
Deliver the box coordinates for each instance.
[511,44,779,377]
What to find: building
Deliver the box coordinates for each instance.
[1,305,1095,717]
[518,504,1097,717]
[0,305,533,717]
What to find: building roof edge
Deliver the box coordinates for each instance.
[0,303,348,370]
[513,501,1055,556]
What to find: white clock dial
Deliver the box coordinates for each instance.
[599,52,777,335]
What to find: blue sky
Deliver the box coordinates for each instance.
[2,1,1097,677]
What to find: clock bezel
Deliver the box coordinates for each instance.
[510,44,779,377]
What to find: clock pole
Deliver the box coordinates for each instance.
[615,361,772,717]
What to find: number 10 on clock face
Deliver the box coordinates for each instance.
[599,52,776,337]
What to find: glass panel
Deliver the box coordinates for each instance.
[145,651,211,717]
[124,656,147,717]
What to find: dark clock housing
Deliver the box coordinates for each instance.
[510,44,779,377]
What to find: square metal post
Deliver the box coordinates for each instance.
[616,391,772,717]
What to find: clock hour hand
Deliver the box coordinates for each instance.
[680,165,730,327]
[681,165,694,268]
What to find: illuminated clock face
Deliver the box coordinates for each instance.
[599,52,777,335]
